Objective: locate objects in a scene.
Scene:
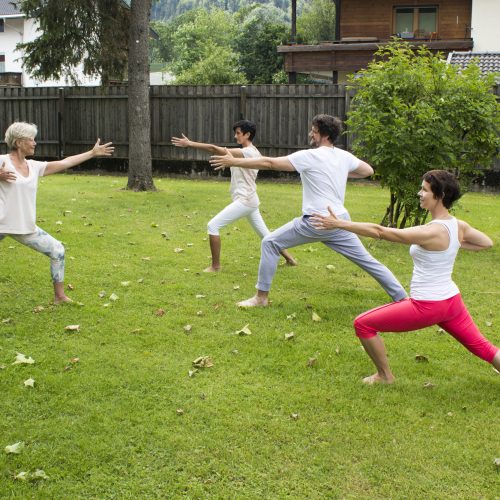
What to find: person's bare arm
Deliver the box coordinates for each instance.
[210,151,295,171]
[171,134,244,157]
[459,220,493,251]
[348,160,374,179]
[44,139,114,175]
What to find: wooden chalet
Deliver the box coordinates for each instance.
[279,0,474,83]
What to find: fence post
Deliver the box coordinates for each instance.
[239,85,247,119]
[57,87,65,159]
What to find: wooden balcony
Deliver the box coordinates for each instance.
[0,72,22,86]
[278,39,474,74]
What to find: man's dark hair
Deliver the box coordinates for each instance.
[312,114,343,144]
[233,120,256,141]
[423,170,462,209]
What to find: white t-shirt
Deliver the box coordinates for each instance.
[0,154,48,234]
[229,145,260,208]
[288,146,360,216]
[409,218,461,301]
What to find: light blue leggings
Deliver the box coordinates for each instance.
[0,226,65,283]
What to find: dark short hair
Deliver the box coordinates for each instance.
[422,170,462,209]
[311,114,343,144]
[233,120,256,141]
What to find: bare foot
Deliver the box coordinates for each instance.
[362,373,395,385]
[237,296,268,308]
[54,295,73,305]
[203,266,221,273]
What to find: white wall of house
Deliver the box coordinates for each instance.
[471,0,500,52]
[1,16,100,86]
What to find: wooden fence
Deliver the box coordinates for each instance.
[0,84,351,160]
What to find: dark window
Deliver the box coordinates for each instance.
[0,19,4,32]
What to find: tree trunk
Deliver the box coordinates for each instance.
[127,0,156,191]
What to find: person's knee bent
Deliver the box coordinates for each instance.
[261,233,282,254]
[207,219,221,236]
[354,314,377,339]
[51,240,65,262]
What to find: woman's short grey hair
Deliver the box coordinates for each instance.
[5,122,38,149]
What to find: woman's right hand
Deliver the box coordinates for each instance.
[0,162,16,182]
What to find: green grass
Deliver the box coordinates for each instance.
[1,174,499,498]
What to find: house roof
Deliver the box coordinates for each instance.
[447,51,500,82]
[0,0,22,17]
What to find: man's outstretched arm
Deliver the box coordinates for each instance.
[210,151,295,171]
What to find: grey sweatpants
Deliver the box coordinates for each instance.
[256,215,407,302]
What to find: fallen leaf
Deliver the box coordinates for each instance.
[192,356,213,368]
[12,353,35,365]
[235,324,252,336]
[326,264,336,270]
[303,246,317,252]
[494,458,500,469]
[5,442,24,454]
[415,355,429,363]
[446,412,453,417]
[2,318,13,324]
[120,281,130,287]
[137,278,144,283]
[23,378,35,388]
[141,256,151,261]
[33,305,45,313]
[174,248,184,253]
[188,369,198,378]
[154,308,166,316]
[436,327,444,333]
[67,284,74,291]
[131,328,143,334]
[196,294,206,299]
[287,313,297,320]
[176,409,184,415]
[184,324,192,333]
[187,243,194,247]
[485,321,492,327]
[284,332,295,340]
[423,381,435,389]
[151,223,159,228]
[161,232,169,239]
[109,293,119,301]
[98,291,106,298]
[290,413,300,420]
[312,311,322,322]
[307,357,317,367]
[55,220,63,225]
[14,471,28,481]
[196,311,203,316]
[233,285,240,290]
[70,357,80,364]
[32,469,49,480]
[335,346,341,355]
[64,324,80,332]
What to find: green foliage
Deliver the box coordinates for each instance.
[167,8,246,84]
[296,0,336,44]
[17,0,129,84]
[346,40,500,227]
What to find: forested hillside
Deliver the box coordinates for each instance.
[151,0,302,21]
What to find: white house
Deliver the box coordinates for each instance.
[0,0,101,86]
[471,0,500,52]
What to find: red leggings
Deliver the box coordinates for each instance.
[354,294,499,363]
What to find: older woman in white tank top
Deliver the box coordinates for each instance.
[311,170,499,385]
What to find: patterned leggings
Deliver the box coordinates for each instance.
[0,226,65,283]
[354,294,499,363]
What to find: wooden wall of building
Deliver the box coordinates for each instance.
[341,0,472,40]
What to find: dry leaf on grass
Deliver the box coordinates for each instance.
[188,369,198,378]
[287,313,296,320]
[195,294,206,299]
[2,318,13,324]
[98,291,106,298]
[67,284,74,291]
[109,293,119,301]
[284,332,295,340]
[176,409,184,415]
[312,311,322,322]
[235,324,252,336]
[64,325,80,332]
[23,378,35,388]
[307,357,317,367]
[192,356,213,368]
[326,264,336,270]
[415,355,429,363]
[14,471,28,481]
[184,324,192,333]
[5,442,24,454]
[32,469,49,480]
[290,413,300,420]
[12,353,35,365]
[174,248,184,253]
[154,308,166,316]
[120,281,130,287]
[33,305,44,313]
[423,381,435,389]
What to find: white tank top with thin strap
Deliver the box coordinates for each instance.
[409,217,461,301]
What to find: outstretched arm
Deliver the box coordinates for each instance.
[44,139,114,175]
[459,221,493,251]
[210,151,295,171]
[171,133,244,157]
[310,207,443,247]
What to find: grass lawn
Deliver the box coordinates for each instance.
[1,174,499,498]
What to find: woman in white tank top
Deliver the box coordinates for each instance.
[311,170,499,385]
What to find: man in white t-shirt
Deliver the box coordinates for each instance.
[210,114,407,307]
[172,120,296,272]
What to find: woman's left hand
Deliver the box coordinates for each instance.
[310,206,341,230]
[92,139,115,157]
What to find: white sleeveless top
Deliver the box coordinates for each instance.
[229,146,260,208]
[409,218,461,301]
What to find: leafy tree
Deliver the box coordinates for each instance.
[17,0,156,191]
[347,41,499,227]
[296,0,336,44]
[235,5,289,83]
[168,8,245,84]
